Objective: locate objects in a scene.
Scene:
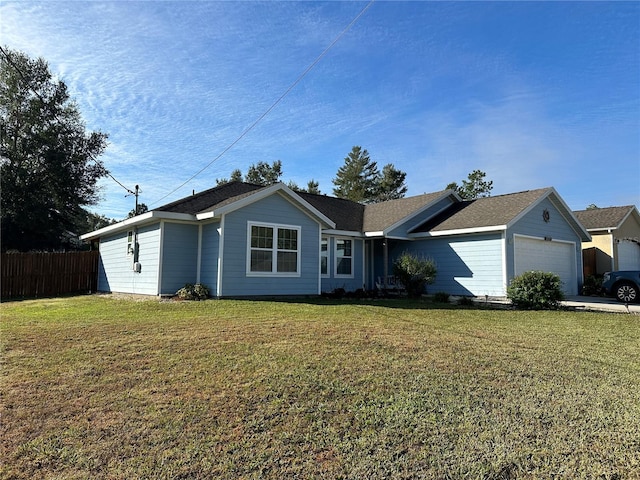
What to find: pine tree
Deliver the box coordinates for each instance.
[332,146,379,203]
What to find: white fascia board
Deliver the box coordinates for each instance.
[616,206,639,231]
[364,231,384,238]
[409,225,507,238]
[322,229,364,237]
[80,211,196,240]
[277,188,336,229]
[195,211,217,221]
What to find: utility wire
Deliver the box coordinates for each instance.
[0,45,137,197]
[149,0,375,207]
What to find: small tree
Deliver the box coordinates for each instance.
[507,271,564,310]
[446,170,493,200]
[393,251,437,299]
[245,160,283,185]
[127,203,149,219]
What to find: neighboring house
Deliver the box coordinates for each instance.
[574,206,640,275]
[80,182,590,297]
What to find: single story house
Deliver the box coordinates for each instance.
[573,205,640,275]
[80,182,590,297]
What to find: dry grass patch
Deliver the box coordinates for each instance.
[1,296,639,479]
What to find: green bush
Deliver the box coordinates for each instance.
[582,275,603,296]
[433,291,450,303]
[457,296,475,306]
[507,271,564,310]
[176,283,210,301]
[392,252,437,299]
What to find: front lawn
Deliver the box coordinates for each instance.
[1,296,638,479]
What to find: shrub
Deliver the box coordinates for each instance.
[458,296,475,306]
[176,283,210,301]
[582,275,603,296]
[507,271,564,310]
[433,291,450,303]
[393,252,437,299]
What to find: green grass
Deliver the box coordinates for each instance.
[1,296,639,479]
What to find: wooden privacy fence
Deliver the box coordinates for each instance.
[1,251,99,300]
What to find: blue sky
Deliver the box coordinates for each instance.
[2,1,639,219]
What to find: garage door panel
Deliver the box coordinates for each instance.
[618,240,640,270]
[514,236,577,295]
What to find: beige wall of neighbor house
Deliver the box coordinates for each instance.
[581,234,613,274]
[577,206,640,274]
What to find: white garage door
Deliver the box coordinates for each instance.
[618,240,640,270]
[514,236,577,295]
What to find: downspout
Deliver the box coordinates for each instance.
[216,214,225,298]
[383,237,389,288]
[609,229,615,271]
[361,239,366,291]
[318,227,323,295]
[502,232,508,296]
[157,220,165,295]
[196,224,203,284]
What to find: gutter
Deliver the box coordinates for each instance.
[80,211,197,241]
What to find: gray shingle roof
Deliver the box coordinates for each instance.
[153,183,564,236]
[573,206,636,230]
[297,192,364,232]
[156,182,263,214]
[362,191,450,232]
[155,182,364,231]
[413,188,552,232]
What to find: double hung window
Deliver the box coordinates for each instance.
[320,237,329,276]
[335,238,353,277]
[248,223,300,275]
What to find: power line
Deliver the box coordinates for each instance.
[149,0,375,207]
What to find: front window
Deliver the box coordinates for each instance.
[248,223,300,276]
[335,238,353,277]
[320,237,329,276]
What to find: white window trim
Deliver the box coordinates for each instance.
[334,237,354,278]
[320,236,330,278]
[246,221,301,277]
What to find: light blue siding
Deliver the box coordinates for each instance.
[97,223,161,295]
[160,222,199,295]
[320,236,365,293]
[389,233,505,296]
[199,221,220,294]
[220,193,322,296]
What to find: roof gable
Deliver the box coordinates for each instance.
[194,183,335,228]
[413,188,552,233]
[362,190,454,234]
[573,205,639,231]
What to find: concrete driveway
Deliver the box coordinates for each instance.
[562,296,640,314]
[466,295,640,314]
